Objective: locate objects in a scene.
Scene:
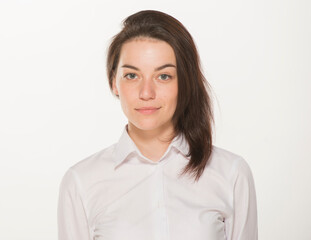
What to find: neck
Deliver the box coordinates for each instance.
[126,122,176,161]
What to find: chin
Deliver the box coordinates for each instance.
[129,119,164,131]
[130,117,174,133]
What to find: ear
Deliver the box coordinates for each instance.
[112,77,119,96]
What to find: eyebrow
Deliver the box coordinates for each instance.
[121,64,176,71]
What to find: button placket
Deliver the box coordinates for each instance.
[155,163,169,240]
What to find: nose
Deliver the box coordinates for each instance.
[139,78,156,100]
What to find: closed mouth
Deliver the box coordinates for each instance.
[136,107,161,110]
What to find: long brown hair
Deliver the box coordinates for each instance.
[106,10,214,181]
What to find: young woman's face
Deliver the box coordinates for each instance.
[112,38,178,133]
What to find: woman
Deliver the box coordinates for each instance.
[58,10,258,240]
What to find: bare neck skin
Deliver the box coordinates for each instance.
[127,122,175,162]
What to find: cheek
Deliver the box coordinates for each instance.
[162,88,178,109]
[169,83,178,104]
[119,85,135,106]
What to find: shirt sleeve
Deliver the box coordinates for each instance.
[230,158,258,240]
[57,168,92,240]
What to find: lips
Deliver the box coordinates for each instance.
[135,107,161,114]
[136,107,160,110]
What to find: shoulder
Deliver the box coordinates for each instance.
[206,145,254,184]
[71,143,116,173]
[60,142,118,191]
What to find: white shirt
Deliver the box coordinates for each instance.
[58,124,258,240]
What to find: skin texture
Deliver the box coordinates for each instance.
[112,37,178,161]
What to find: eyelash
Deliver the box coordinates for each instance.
[124,73,137,79]
[158,74,172,80]
[123,73,172,81]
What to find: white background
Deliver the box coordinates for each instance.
[0,0,310,239]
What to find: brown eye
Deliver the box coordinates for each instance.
[124,73,137,79]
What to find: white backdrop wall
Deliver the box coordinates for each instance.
[0,0,310,239]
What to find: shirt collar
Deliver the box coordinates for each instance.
[113,124,190,168]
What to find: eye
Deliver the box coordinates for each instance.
[124,73,137,80]
[158,74,171,81]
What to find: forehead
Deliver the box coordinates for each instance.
[118,37,176,66]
